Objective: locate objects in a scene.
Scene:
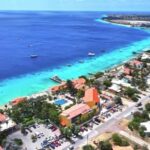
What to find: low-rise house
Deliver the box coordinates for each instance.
[123,67,132,75]
[141,53,150,60]
[60,103,91,126]
[140,121,150,136]
[130,60,143,69]
[11,97,26,106]
[51,78,86,93]
[109,84,121,93]
[83,88,100,108]
[124,75,132,83]
[0,113,16,133]
[112,78,132,88]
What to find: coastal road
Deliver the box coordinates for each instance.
[63,93,150,150]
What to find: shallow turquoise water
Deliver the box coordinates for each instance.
[0,36,150,105]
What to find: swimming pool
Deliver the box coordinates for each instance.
[54,99,68,106]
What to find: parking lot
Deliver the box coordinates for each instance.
[7,123,70,150]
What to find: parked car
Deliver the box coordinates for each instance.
[136,102,142,107]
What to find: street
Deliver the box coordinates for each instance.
[63,93,150,150]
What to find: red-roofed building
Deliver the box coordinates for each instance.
[51,78,86,93]
[83,88,100,108]
[0,146,3,150]
[0,113,16,133]
[11,97,26,106]
[60,103,91,126]
[123,67,132,75]
[51,82,67,93]
[0,113,7,123]
[131,60,143,69]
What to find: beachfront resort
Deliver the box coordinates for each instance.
[0,51,150,150]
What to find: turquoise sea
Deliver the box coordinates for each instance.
[0,11,150,105]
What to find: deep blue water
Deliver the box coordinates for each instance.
[0,11,149,80]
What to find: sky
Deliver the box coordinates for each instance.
[0,0,149,11]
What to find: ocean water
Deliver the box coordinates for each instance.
[0,11,150,105]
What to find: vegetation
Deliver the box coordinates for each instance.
[66,80,77,96]
[128,109,149,137]
[103,80,112,88]
[98,141,112,150]
[31,135,37,143]
[77,109,97,124]
[0,131,8,146]
[83,144,95,150]
[60,127,72,139]
[124,87,137,98]
[94,72,104,79]
[76,89,84,99]
[114,96,123,105]
[14,138,23,146]
[112,134,129,146]
[145,103,150,112]
[6,100,61,127]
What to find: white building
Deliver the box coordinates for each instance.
[140,121,150,136]
[0,113,16,133]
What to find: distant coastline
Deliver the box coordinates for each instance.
[102,15,150,28]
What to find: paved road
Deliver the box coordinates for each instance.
[63,93,150,150]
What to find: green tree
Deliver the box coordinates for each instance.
[124,87,137,98]
[83,145,95,150]
[112,134,122,146]
[76,89,84,99]
[66,80,77,96]
[14,138,23,146]
[114,96,123,105]
[145,103,150,112]
[103,80,112,88]
[99,141,112,150]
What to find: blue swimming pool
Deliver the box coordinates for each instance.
[54,99,68,106]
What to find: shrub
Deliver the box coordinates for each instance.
[145,103,150,112]
[99,141,112,150]
[83,144,95,150]
[112,133,129,146]
[14,138,23,146]
[112,134,122,146]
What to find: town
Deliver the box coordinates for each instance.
[0,51,150,150]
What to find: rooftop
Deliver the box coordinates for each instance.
[0,113,7,122]
[109,84,121,93]
[11,97,26,106]
[140,121,150,133]
[83,87,99,103]
[131,60,143,66]
[61,103,91,119]
[51,78,86,92]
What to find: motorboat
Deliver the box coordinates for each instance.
[88,52,95,56]
[30,55,38,58]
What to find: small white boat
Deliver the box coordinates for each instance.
[30,55,38,58]
[88,52,95,56]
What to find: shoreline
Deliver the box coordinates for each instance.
[0,17,150,107]
[0,48,149,108]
